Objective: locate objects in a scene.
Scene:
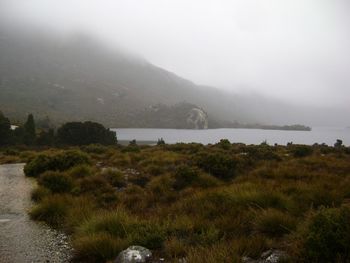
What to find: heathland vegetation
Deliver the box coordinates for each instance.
[1,137,350,262]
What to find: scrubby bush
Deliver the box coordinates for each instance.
[78,175,118,207]
[31,186,51,202]
[144,164,165,176]
[101,169,126,188]
[197,152,237,180]
[68,165,93,178]
[217,139,231,150]
[24,150,90,177]
[54,150,91,171]
[297,206,350,263]
[173,165,200,190]
[246,145,281,161]
[39,171,74,193]
[82,144,109,154]
[3,148,19,156]
[292,145,313,158]
[194,173,221,188]
[24,154,54,177]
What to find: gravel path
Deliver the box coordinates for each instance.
[0,163,73,263]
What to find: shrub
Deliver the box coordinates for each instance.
[292,184,342,212]
[3,148,19,156]
[78,175,118,207]
[31,186,51,202]
[217,139,231,150]
[146,175,176,204]
[24,150,90,177]
[194,173,220,188]
[173,165,200,190]
[292,146,313,158]
[82,144,109,154]
[254,209,296,238]
[298,206,350,263]
[39,171,74,193]
[144,164,165,176]
[68,165,93,178]
[246,145,281,161]
[54,150,91,171]
[101,168,126,188]
[24,154,53,177]
[197,152,237,180]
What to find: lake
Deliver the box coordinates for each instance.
[113,127,350,146]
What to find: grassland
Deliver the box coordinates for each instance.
[1,141,350,262]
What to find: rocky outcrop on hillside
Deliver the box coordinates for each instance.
[135,102,209,129]
[186,107,208,129]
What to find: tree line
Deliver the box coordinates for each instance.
[0,111,117,146]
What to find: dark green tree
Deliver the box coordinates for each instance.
[334,139,343,148]
[57,121,117,145]
[37,129,55,146]
[23,114,36,145]
[157,138,165,145]
[0,111,12,145]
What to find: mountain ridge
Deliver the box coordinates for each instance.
[0,20,344,128]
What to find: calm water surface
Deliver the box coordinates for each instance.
[113,127,350,146]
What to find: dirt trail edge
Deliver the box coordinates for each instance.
[0,163,72,263]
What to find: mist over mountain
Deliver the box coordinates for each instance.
[0,16,348,128]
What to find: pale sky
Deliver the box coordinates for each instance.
[2,0,350,108]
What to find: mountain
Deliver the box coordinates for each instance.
[0,20,346,128]
[0,23,220,128]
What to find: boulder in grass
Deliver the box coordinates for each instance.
[242,250,289,263]
[115,246,152,263]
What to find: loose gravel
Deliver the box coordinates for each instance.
[0,163,73,263]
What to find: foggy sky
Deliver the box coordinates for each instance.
[2,0,350,109]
